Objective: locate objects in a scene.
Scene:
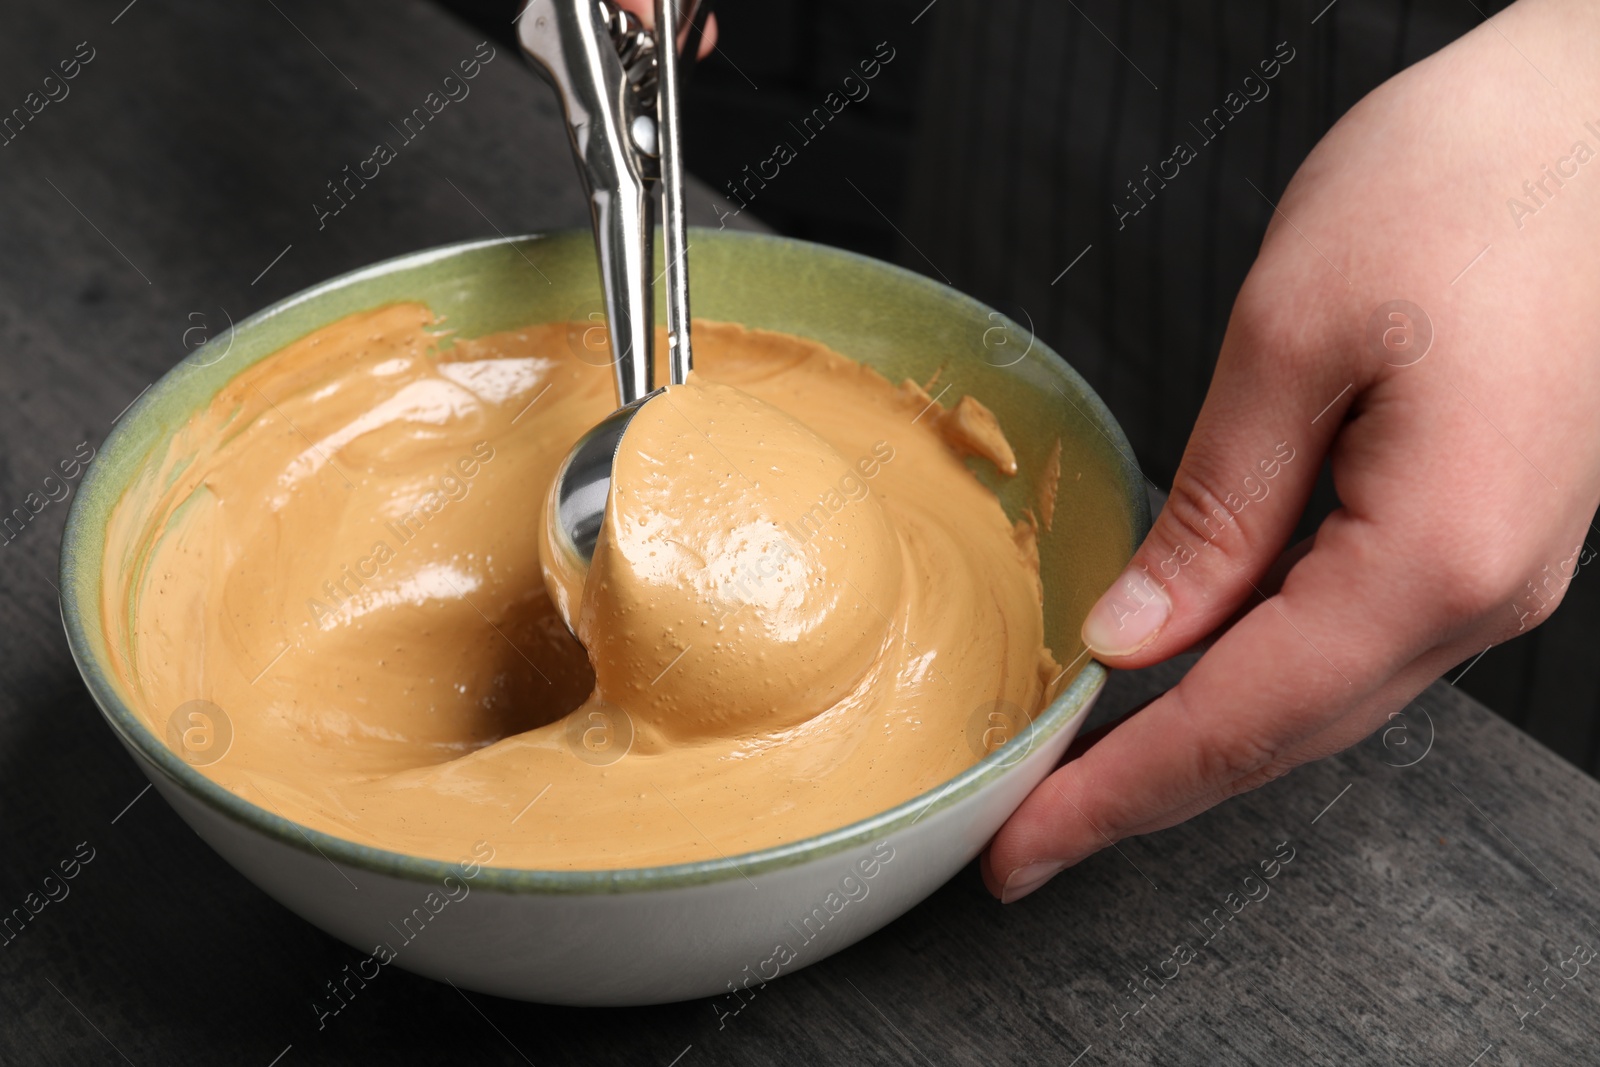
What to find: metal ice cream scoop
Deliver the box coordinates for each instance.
[517,0,707,593]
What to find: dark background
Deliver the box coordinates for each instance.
[438,0,1600,777]
[446,0,924,259]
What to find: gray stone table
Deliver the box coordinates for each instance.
[2,0,1598,1064]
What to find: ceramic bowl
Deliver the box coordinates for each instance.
[59,229,1148,1006]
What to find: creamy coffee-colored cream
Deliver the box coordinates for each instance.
[103,304,1059,869]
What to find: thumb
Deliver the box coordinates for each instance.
[1081,310,1350,667]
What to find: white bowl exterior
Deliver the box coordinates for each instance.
[120,686,1098,1006]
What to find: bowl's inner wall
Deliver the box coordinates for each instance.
[71,228,1145,790]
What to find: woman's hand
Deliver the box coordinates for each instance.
[612,0,717,59]
[985,0,1600,902]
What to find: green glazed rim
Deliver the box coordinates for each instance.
[59,229,1149,894]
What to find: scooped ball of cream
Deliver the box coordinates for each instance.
[575,376,903,747]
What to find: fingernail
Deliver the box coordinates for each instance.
[1082,566,1171,656]
[1001,860,1067,904]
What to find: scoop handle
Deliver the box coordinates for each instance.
[591,172,656,404]
[656,0,696,385]
[518,0,656,405]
